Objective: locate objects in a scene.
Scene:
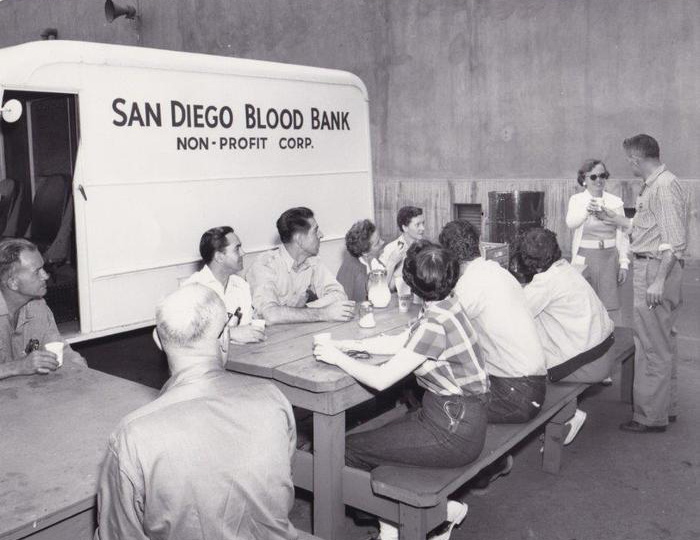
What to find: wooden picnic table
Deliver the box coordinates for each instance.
[0,363,157,540]
[226,296,420,540]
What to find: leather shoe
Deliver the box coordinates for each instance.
[669,415,677,423]
[619,420,666,433]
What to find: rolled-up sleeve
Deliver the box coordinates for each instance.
[312,262,347,302]
[652,180,688,255]
[248,261,282,318]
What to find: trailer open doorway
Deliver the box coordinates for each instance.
[0,90,80,334]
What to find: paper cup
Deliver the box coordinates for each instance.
[250,319,266,330]
[44,342,64,367]
[313,332,332,346]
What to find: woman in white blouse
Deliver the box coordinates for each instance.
[566,159,629,320]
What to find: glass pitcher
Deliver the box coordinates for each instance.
[367,268,391,308]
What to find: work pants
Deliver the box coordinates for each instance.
[632,258,682,427]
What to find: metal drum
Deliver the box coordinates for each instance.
[487,191,545,244]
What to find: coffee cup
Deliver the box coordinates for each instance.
[44,341,64,367]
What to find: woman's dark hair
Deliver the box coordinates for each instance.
[402,240,459,302]
[199,226,234,264]
[345,219,376,258]
[397,206,423,232]
[438,219,480,262]
[576,159,608,187]
[517,228,562,275]
[276,207,314,244]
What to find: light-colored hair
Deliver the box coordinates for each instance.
[0,238,38,284]
[156,284,225,348]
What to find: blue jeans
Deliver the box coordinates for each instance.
[345,391,488,471]
[487,375,546,424]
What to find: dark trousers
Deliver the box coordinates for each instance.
[345,391,487,471]
[487,375,547,424]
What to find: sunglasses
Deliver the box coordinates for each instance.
[587,172,609,181]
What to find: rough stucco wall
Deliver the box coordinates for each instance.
[380,0,700,180]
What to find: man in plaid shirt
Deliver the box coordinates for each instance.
[599,134,688,433]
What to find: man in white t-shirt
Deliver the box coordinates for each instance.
[182,226,264,344]
[440,220,547,425]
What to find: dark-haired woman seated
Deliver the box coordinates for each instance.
[519,228,615,445]
[336,219,384,302]
[315,241,488,540]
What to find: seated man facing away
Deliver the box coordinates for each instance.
[247,206,355,324]
[440,220,547,424]
[0,238,86,380]
[182,226,264,344]
[520,228,616,444]
[95,284,297,540]
[379,205,425,290]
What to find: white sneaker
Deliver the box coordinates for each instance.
[563,408,587,445]
[428,501,468,540]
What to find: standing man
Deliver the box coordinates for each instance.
[380,206,426,290]
[95,284,297,539]
[600,134,688,433]
[182,226,264,344]
[0,238,86,380]
[247,207,354,324]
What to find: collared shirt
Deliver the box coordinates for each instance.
[379,234,408,287]
[403,295,489,397]
[631,164,688,257]
[95,358,297,540]
[247,246,347,318]
[453,257,546,378]
[181,265,253,325]
[0,292,84,366]
[523,259,614,371]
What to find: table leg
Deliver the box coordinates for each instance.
[313,411,346,540]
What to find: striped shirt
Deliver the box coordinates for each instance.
[631,165,688,257]
[403,295,489,397]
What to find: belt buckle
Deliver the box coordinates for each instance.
[598,240,604,249]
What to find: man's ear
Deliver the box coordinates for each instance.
[5,276,18,292]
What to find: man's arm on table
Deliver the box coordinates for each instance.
[42,306,88,367]
[250,262,354,324]
[0,350,59,380]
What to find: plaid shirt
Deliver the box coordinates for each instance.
[404,295,489,397]
[631,165,688,257]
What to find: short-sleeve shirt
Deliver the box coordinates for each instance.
[0,293,84,366]
[403,295,489,397]
[247,246,347,318]
[181,265,254,325]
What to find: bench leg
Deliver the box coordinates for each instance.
[620,354,634,404]
[542,400,577,474]
[399,503,428,540]
[313,411,346,540]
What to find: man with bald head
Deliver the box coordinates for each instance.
[95,284,297,539]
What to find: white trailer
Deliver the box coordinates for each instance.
[0,40,374,342]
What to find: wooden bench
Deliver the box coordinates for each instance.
[353,327,634,539]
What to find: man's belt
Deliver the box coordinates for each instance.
[580,238,616,249]
[633,253,657,260]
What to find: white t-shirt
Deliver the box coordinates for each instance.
[523,259,614,370]
[454,257,546,378]
[182,265,254,325]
